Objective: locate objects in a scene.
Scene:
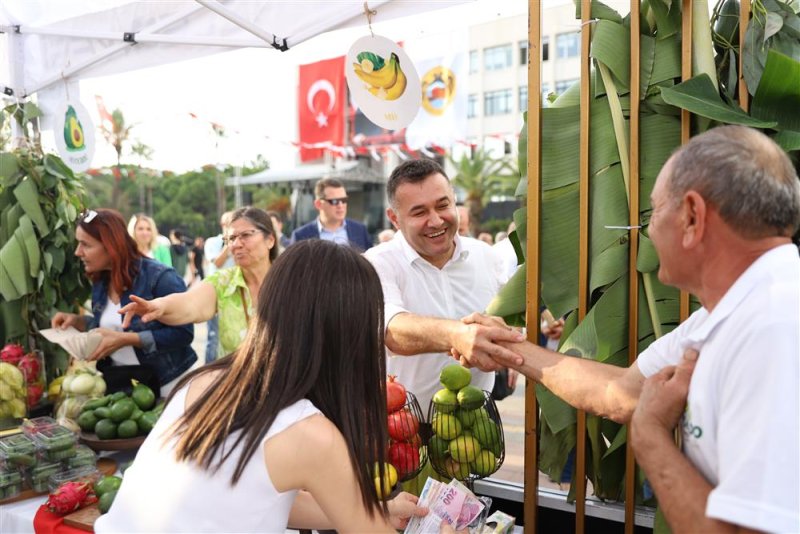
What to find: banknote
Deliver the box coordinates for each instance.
[404,478,483,534]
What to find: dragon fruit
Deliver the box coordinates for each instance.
[0,344,24,366]
[45,480,98,515]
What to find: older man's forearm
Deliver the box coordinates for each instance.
[501,341,641,423]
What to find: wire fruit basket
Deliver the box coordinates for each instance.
[427,389,505,489]
[387,389,428,482]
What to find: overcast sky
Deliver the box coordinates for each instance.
[27,0,632,172]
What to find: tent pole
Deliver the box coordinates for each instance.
[6,25,24,141]
[3,25,273,49]
[194,0,287,49]
[22,4,206,97]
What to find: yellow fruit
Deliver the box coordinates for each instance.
[360,58,374,72]
[48,376,65,400]
[353,53,400,89]
[383,63,406,101]
[373,463,397,499]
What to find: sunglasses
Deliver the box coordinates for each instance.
[321,197,348,206]
[80,209,98,223]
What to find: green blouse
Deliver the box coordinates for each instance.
[204,266,255,357]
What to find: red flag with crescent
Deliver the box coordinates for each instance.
[298,56,345,162]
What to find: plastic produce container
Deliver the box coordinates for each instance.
[22,416,59,438]
[28,459,61,493]
[30,425,77,462]
[47,465,100,493]
[0,433,37,469]
[64,445,97,470]
[0,467,23,500]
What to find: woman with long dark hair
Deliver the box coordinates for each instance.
[51,209,196,395]
[96,240,425,531]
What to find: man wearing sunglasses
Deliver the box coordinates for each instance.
[290,178,372,251]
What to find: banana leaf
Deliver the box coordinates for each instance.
[660,74,778,127]
[751,50,800,131]
[13,178,50,237]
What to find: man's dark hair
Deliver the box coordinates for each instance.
[387,159,448,206]
[315,178,345,199]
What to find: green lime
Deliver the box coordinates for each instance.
[109,398,136,423]
[130,407,143,422]
[131,384,156,410]
[138,411,158,434]
[98,490,118,514]
[110,391,127,402]
[94,475,123,497]
[81,395,110,412]
[95,418,117,440]
[93,406,111,420]
[117,419,138,439]
[77,411,99,433]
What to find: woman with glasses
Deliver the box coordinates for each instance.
[96,241,429,532]
[51,209,197,396]
[127,213,173,267]
[120,207,277,359]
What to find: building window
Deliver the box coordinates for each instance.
[484,44,513,71]
[519,40,528,65]
[484,89,513,116]
[469,50,479,74]
[542,35,550,61]
[556,32,579,58]
[468,94,478,118]
[555,79,578,94]
[519,86,528,111]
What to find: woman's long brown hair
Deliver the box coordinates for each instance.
[167,240,389,518]
[78,209,143,295]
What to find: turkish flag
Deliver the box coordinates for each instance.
[298,56,345,162]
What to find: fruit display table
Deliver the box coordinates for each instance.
[0,450,135,534]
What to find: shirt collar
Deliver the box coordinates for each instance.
[317,218,347,234]
[682,244,797,350]
[220,266,248,298]
[396,231,469,268]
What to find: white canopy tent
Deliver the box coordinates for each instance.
[0,0,468,99]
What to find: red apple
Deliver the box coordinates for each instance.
[404,433,422,449]
[387,409,419,442]
[26,383,44,408]
[0,344,24,366]
[388,441,420,479]
[18,354,41,383]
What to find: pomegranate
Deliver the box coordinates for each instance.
[386,375,407,413]
[0,344,24,366]
[387,409,419,442]
[387,441,420,479]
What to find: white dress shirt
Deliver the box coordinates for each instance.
[365,232,507,414]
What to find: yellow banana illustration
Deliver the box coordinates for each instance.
[383,62,407,101]
[354,53,399,89]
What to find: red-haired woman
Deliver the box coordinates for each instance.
[51,209,197,396]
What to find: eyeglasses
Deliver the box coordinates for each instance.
[321,197,348,206]
[80,209,98,223]
[223,229,259,246]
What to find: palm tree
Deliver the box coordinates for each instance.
[449,147,518,236]
[131,141,154,213]
[99,108,133,209]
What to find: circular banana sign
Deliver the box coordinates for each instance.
[345,35,421,131]
[53,99,95,173]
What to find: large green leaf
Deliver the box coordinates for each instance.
[13,178,50,237]
[660,74,778,127]
[486,264,526,317]
[773,130,800,151]
[18,216,40,278]
[751,50,800,131]
[574,0,623,23]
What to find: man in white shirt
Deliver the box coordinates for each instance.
[364,159,525,414]
[485,126,799,532]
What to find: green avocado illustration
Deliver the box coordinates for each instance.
[63,105,85,151]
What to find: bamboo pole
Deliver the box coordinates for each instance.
[739,0,750,110]
[679,0,692,322]
[524,1,543,531]
[624,1,641,532]
[574,1,592,532]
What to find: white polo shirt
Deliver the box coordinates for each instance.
[637,244,800,532]
[365,232,507,415]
